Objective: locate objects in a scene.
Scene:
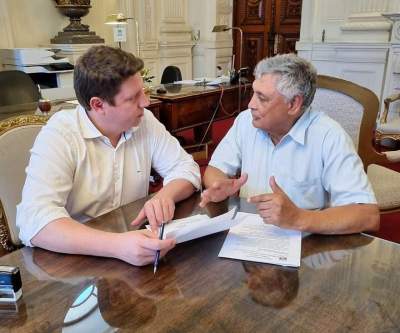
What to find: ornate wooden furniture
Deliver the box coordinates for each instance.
[313,75,400,212]
[375,92,400,144]
[151,82,252,139]
[0,194,399,331]
[151,82,252,160]
[232,0,302,78]
[0,115,49,254]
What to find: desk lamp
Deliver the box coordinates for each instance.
[105,13,140,55]
[212,24,244,114]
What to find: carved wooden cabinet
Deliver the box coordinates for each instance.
[233,0,302,78]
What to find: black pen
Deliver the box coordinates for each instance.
[153,222,165,275]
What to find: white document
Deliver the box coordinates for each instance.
[218,212,302,267]
[206,76,230,86]
[65,99,79,105]
[146,208,239,243]
[173,80,199,85]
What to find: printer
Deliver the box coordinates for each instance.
[0,48,75,100]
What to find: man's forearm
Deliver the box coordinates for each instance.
[298,204,380,234]
[155,179,196,202]
[203,166,229,188]
[31,217,122,258]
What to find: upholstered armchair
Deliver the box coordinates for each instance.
[312,75,400,212]
[0,115,48,254]
[375,93,400,146]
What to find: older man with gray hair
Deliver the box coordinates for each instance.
[200,54,379,234]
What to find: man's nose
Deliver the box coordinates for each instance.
[140,93,150,108]
[248,93,256,109]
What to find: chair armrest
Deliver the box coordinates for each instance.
[383,150,400,163]
[381,93,400,124]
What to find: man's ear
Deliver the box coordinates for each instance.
[287,95,304,116]
[89,97,105,114]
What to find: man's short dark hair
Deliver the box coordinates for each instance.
[74,45,144,111]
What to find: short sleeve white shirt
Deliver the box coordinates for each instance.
[17,106,201,246]
[209,108,376,209]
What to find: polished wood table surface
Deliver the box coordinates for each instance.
[1,194,400,332]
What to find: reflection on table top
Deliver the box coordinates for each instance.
[0,194,399,332]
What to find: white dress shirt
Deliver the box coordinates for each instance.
[209,108,376,209]
[17,106,201,246]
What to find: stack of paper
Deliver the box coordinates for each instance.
[146,208,238,243]
[147,210,302,267]
[218,212,301,267]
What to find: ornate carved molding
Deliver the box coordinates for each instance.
[382,13,400,43]
[341,12,392,32]
[0,115,49,135]
[0,200,15,253]
[341,1,393,33]
[242,0,264,26]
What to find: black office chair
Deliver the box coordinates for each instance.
[160,66,182,84]
[0,70,40,119]
[0,70,40,106]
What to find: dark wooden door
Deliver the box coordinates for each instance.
[233,0,302,78]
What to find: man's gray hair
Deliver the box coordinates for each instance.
[254,54,317,109]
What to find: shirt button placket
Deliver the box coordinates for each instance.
[113,150,119,208]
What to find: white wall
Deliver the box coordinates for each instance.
[0,0,209,84]
[0,0,118,48]
[188,0,234,78]
[297,0,400,103]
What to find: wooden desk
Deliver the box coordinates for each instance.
[1,195,399,332]
[151,83,252,141]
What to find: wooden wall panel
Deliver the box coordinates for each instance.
[233,0,302,79]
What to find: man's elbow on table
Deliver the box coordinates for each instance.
[363,204,380,232]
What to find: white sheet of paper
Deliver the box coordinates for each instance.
[218,212,301,267]
[146,208,239,243]
[65,99,79,105]
[172,80,198,85]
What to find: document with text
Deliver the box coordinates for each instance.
[218,212,301,267]
[146,208,239,244]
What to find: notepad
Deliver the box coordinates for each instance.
[146,208,239,243]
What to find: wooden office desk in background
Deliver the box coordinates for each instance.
[150,83,252,142]
[0,194,399,332]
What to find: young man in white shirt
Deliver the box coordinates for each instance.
[200,54,379,234]
[17,45,201,266]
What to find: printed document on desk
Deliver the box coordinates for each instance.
[219,212,301,267]
[174,76,230,86]
[146,208,239,243]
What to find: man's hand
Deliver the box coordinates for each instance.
[199,173,248,208]
[248,176,304,230]
[131,196,175,232]
[115,229,176,266]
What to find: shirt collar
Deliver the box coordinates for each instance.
[285,106,315,145]
[77,105,137,141]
